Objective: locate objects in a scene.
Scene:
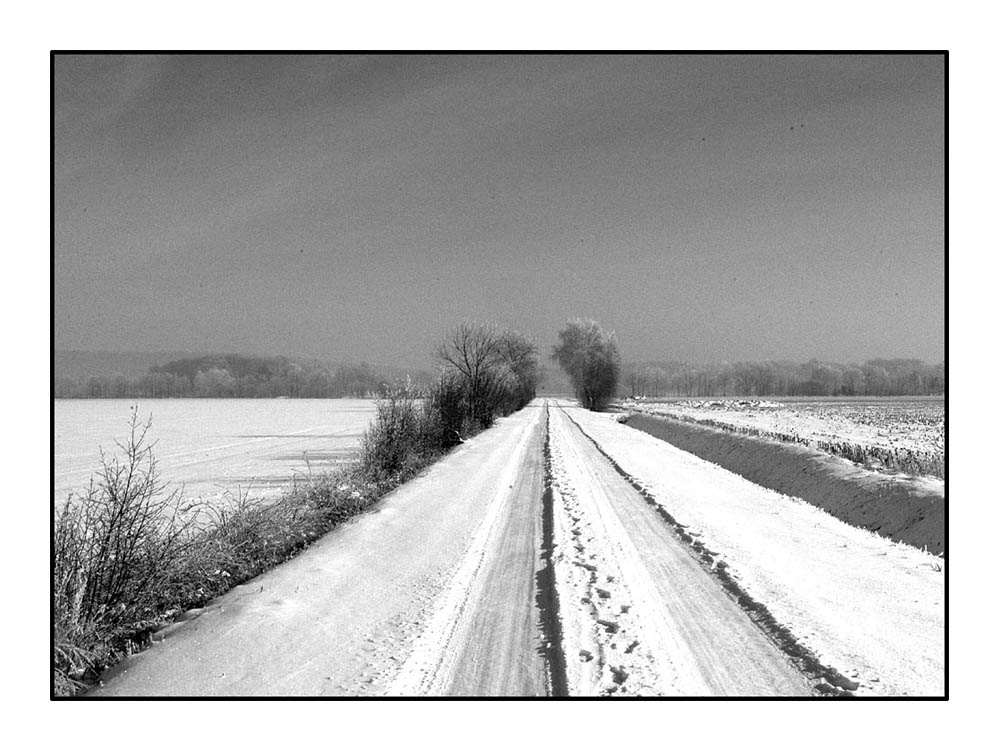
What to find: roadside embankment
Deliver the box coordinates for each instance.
[623,413,945,556]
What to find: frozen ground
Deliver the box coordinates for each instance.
[90,400,944,697]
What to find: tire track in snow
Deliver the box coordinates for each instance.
[386,405,550,695]
[537,406,569,696]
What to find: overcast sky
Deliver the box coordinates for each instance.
[54,54,944,367]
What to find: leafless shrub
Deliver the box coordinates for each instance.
[53,407,198,690]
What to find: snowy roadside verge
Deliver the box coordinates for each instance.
[623,412,945,555]
[567,407,945,697]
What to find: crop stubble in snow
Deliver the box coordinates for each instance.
[624,398,944,479]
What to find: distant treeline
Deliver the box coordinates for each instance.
[54,354,435,399]
[622,358,945,398]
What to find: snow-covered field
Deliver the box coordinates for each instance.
[54,399,377,506]
[89,399,945,697]
[622,397,944,478]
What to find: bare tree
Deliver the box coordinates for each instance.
[437,321,539,427]
[437,321,501,426]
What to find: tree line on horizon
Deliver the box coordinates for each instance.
[621,358,945,398]
[52,342,944,402]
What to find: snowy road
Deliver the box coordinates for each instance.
[92,403,552,697]
[546,405,811,696]
[90,399,943,697]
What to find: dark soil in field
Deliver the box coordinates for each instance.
[623,413,945,556]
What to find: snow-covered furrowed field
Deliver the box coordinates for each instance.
[622,397,944,480]
[92,399,943,698]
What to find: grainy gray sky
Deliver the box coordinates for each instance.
[54,54,944,367]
